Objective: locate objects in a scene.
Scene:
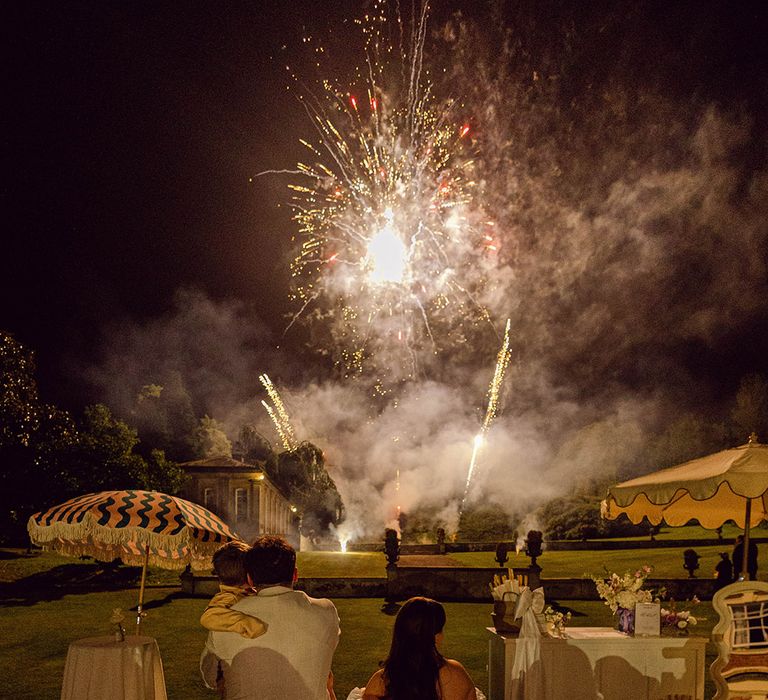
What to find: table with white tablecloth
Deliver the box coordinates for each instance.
[487,627,707,700]
[61,635,167,700]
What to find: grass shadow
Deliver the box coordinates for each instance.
[380,601,401,615]
[0,549,30,560]
[0,561,146,606]
[547,600,588,617]
[130,590,188,611]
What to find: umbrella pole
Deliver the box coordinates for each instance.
[742,499,752,581]
[136,544,149,635]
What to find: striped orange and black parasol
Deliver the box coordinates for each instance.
[28,490,242,628]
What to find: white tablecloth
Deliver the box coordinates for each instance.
[346,687,487,699]
[487,627,707,700]
[61,635,167,700]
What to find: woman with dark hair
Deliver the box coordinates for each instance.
[353,597,480,700]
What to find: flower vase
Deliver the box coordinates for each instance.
[616,607,634,634]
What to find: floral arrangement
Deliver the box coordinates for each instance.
[110,608,126,641]
[592,565,654,613]
[661,596,701,631]
[544,605,572,636]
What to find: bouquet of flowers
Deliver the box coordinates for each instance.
[110,608,126,642]
[661,596,701,631]
[544,606,572,637]
[592,565,654,613]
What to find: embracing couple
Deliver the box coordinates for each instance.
[200,535,480,700]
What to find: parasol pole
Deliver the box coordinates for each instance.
[136,543,150,635]
[742,498,752,580]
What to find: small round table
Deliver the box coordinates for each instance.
[61,635,167,700]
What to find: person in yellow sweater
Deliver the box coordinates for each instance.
[200,541,268,698]
[201,540,268,637]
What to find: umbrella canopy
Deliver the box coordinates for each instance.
[27,489,241,571]
[28,489,242,632]
[601,436,768,530]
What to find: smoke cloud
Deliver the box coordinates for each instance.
[84,5,767,541]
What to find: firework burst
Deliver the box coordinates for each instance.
[283,0,500,385]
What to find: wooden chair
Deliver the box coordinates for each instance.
[711,580,768,699]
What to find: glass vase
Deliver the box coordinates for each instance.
[616,606,634,634]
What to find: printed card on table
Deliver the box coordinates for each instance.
[634,602,661,636]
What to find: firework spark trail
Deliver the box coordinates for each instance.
[396,467,401,521]
[260,400,291,451]
[460,318,512,512]
[283,0,500,385]
[259,373,298,451]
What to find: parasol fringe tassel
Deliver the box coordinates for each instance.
[35,539,218,571]
[27,515,223,570]
[28,515,190,549]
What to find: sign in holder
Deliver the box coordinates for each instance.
[634,602,661,637]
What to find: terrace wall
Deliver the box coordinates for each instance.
[180,573,386,598]
[180,570,719,601]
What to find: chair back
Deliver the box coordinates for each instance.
[711,580,768,699]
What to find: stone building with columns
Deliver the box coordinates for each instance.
[178,455,295,545]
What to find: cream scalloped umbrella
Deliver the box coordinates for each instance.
[601,434,768,576]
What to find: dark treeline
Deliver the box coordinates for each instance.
[0,331,343,546]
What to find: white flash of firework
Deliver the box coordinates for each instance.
[367,208,408,284]
[460,319,512,510]
[259,373,297,451]
[283,1,498,383]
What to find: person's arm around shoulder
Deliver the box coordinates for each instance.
[441,659,477,700]
[361,669,387,699]
[200,588,268,639]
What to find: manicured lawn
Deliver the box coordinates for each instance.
[9,545,750,584]
[297,551,387,578]
[450,544,764,580]
[592,523,747,541]
[0,549,389,584]
[0,548,724,698]
[0,582,493,699]
[0,582,717,700]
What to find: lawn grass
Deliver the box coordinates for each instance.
[7,540,762,583]
[450,544,764,580]
[0,584,493,699]
[297,551,387,578]
[591,523,747,541]
[0,582,718,700]
[0,548,726,698]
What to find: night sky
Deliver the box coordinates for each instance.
[3,1,768,413]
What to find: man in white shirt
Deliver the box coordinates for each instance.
[200,535,340,700]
